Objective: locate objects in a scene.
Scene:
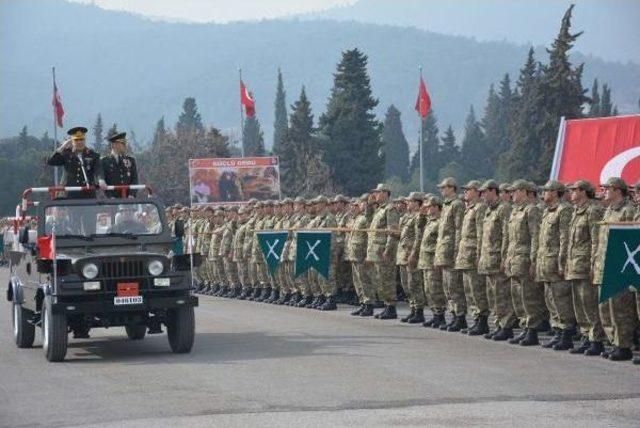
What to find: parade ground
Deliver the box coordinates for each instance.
[0,269,639,428]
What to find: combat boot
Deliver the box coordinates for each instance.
[440,313,456,330]
[447,315,468,332]
[468,315,489,336]
[519,328,539,346]
[552,328,574,351]
[492,328,514,341]
[484,328,500,340]
[262,287,273,302]
[320,295,337,311]
[237,287,249,300]
[248,287,261,301]
[408,308,425,324]
[584,341,604,356]
[278,293,291,305]
[297,295,312,307]
[401,308,416,323]
[359,304,374,317]
[313,295,327,309]
[267,289,279,303]
[508,329,527,344]
[461,318,477,334]
[569,336,590,354]
[351,305,365,316]
[633,357,640,365]
[373,301,385,309]
[542,328,562,348]
[378,305,397,320]
[607,347,633,361]
[424,313,446,328]
[536,319,552,334]
[286,292,298,305]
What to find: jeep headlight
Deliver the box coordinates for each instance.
[82,263,99,280]
[148,260,164,276]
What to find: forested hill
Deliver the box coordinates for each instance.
[1,0,639,147]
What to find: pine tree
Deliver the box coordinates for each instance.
[482,74,514,177]
[410,110,440,187]
[280,87,313,195]
[382,105,410,182]
[319,48,382,195]
[439,125,459,163]
[18,126,28,145]
[600,83,613,116]
[92,113,104,153]
[589,79,601,117]
[242,115,265,157]
[107,123,118,139]
[176,97,204,138]
[272,68,288,158]
[535,4,588,182]
[460,105,489,181]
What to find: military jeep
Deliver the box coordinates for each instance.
[6,185,199,362]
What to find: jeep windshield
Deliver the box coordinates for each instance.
[44,203,163,237]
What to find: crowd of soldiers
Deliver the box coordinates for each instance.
[168,177,637,365]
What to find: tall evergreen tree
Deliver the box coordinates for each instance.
[482,74,514,173]
[460,105,489,180]
[382,105,410,182]
[152,117,167,149]
[319,48,382,195]
[176,97,204,138]
[410,110,440,186]
[107,123,118,138]
[92,113,104,153]
[439,125,459,163]
[589,79,601,117]
[281,87,314,196]
[272,68,288,158]
[18,125,28,145]
[535,4,588,182]
[242,115,265,157]
[600,83,613,116]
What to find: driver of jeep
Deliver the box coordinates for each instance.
[110,205,148,234]
[45,207,75,235]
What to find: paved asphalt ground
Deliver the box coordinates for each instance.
[1,268,639,428]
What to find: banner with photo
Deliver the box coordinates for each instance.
[188,157,281,205]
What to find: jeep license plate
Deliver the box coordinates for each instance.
[114,296,143,305]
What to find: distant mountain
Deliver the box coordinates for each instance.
[1,0,638,150]
[301,0,640,64]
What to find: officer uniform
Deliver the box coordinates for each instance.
[99,131,139,198]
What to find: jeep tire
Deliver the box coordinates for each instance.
[167,306,194,353]
[42,296,68,362]
[125,324,147,340]
[13,303,35,348]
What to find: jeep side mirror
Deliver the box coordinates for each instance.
[174,219,184,238]
[18,226,30,245]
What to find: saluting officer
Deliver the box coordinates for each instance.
[46,126,100,198]
[99,131,139,198]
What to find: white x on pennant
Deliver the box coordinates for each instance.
[305,240,321,261]
[266,239,280,261]
[621,241,640,274]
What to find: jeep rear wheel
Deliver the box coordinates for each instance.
[167,306,194,353]
[125,324,147,340]
[42,296,68,362]
[13,303,35,348]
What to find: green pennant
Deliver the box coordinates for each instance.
[600,225,640,303]
[295,231,332,279]
[257,231,288,275]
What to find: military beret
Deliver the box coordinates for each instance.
[371,183,391,193]
[511,179,534,192]
[542,179,566,192]
[479,179,500,192]
[437,177,457,188]
[407,191,426,202]
[567,180,595,193]
[424,196,443,207]
[67,126,88,139]
[601,177,628,191]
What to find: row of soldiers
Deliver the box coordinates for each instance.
[167,176,640,365]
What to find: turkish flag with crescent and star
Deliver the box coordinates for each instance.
[552,115,640,186]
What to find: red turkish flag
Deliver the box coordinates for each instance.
[37,235,56,260]
[52,82,64,128]
[552,115,640,186]
[240,80,255,117]
[415,76,431,118]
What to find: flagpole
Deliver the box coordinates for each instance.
[419,65,424,192]
[239,68,245,158]
[52,67,60,185]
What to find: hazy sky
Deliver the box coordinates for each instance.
[70,0,355,22]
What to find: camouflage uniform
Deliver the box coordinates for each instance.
[346,203,374,304]
[289,209,311,297]
[418,206,447,315]
[208,222,225,286]
[242,213,258,288]
[565,183,605,343]
[220,216,238,287]
[233,213,248,287]
[366,196,400,305]
[396,195,426,311]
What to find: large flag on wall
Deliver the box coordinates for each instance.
[257,231,288,275]
[550,115,640,185]
[295,231,332,279]
[600,225,640,302]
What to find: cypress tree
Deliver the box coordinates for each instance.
[600,83,613,116]
[319,48,382,195]
[282,87,314,195]
[242,115,265,157]
[382,105,410,182]
[460,105,489,180]
[589,79,601,117]
[92,113,104,153]
[439,125,460,165]
[410,110,440,186]
[176,97,204,138]
[273,68,288,158]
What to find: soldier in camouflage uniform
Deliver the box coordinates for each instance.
[332,195,354,303]
[302,198,324,307]
[347,194,375,316]
[232,206,249,297]
[220,206,240,297]
[366,184,400,319]
[289,199,313,306]
[210,210,227,296]
[264,202,284,304]
[397,192,427,324]
[253,202,275,302]
[455,180,489,335]
[499,183,512,204]
[275,198,296,305]
[593,177,638,361]
[240,203,260,300]
[478,180,516,341]
[565,180,606,356]
[198,207,216,293]
[504,179,545,346]
[418,196,447,328]
[434,177,467,331]
[536,180,575,351]
[317,197,340,310]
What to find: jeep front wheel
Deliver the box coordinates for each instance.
[13,303,35,348]
[42,296,68,362]
[125,324,147,340]
[167,306,194,353]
